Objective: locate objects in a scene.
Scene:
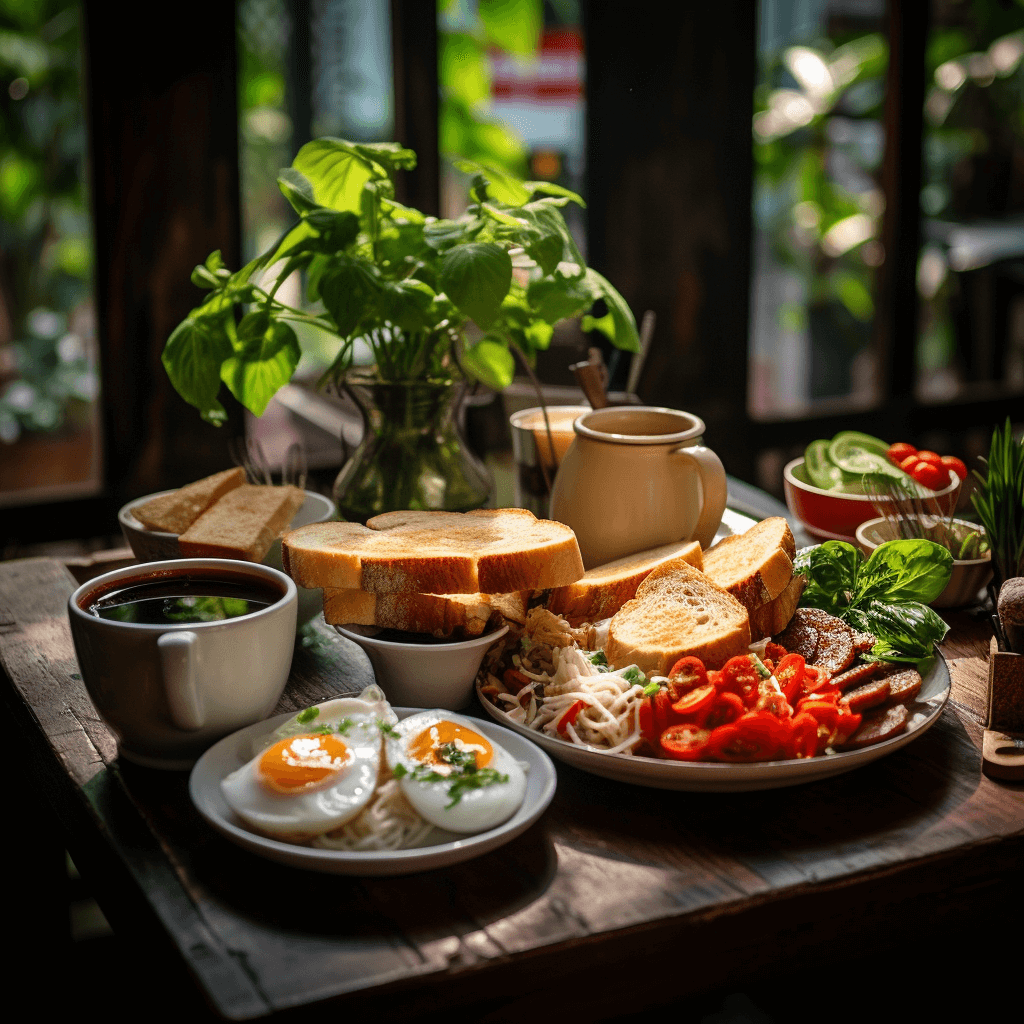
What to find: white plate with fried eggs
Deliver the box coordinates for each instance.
[189,704,556,875]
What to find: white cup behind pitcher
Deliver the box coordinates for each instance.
[68,559,297,769]
[549,407,728,569]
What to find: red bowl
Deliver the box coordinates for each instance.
[783,458,961,543]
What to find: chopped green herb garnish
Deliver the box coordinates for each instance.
[642,681,661,696]
[377,720,401,738]
[296,707,319,724]
[587,650,609,668]
[623,665,646,686]
[750,655,771,679]
[391,745,509,806]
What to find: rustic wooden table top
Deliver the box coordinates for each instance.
[2,553,1022,1022]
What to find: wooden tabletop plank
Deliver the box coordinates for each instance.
[2,556,1023,1020]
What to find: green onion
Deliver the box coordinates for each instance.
[971,417,1024,583]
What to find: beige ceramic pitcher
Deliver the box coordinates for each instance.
[549,406,727,569]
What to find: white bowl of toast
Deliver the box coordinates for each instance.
[119,468,335,625]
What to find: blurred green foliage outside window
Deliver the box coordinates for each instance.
[0,0,96,447]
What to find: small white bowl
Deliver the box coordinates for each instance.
[334,623,510,710]
[118,488,335,626]
[854,516,993,608]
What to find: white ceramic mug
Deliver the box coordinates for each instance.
[549,406,728,568]
[68,558,298,769]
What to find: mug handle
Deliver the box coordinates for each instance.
[157,631,205,731]
[673,445,728,550]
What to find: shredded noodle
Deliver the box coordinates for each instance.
[311,776,436,851]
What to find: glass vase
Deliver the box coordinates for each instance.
[332,376,493,522]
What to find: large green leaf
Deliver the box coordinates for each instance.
[584,268,641,352]
[220,319,301,417]
[455,158,531,206]
[461,336,515,390]
[527,274,594,323]
[162,315,233,424]
[858,539,952,605]
[378,279,436,332]
[318,256,381,337]
[292,139,376,213]
[277,167,319,215]
[438,242,512,328]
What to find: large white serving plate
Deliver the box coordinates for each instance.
[476,655,951,792]
[190,708,556,874]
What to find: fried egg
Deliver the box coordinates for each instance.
[222,691,393,841]
[384,710,526,833]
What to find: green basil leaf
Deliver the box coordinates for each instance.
[292,138,378,213]
[379,279,436,332]
[583,268,641,353]
[317,256,381,337]
[859,539,953,604]
[525,232,563,276]
[220,320,300,417]
[438,242,512,328]
[305,208,360,249]
[460,336,515,390]
[857,599,948,659]
[454,158,532,206]
[162,313,233,425]
[277,167,319,215]
[527,274,594,323]
[797,540,862,598]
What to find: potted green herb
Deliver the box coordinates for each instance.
[162,138,640,520]
[971,418,1024,590]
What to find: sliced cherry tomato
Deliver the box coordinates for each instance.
[788,712,820,759]
[671,681,716,719]
[668,656,708,688]
[910,460,950,491]
[899,454,921,472]
[888,442,917,466]
[719,655,761,707]
[706,711,792,763]
[774,653,806,705]
[704,690,745,729]
[797,698,841,733]
[940,455,967,484]
[557,699,587,736]
[639,690,678,747]
[833,706,863,745]
[660,724,712,761]
[915,450,942,465]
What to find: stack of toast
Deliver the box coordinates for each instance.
[283,508,587,639]
[132,468,305,563]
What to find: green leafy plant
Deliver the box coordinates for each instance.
[795,538,953,669]
[162,137,639,425]
[971,418,1024,584]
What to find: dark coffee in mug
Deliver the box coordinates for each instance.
[83,567,285,625]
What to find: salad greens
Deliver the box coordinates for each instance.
[795,538,953,669]
[161,137,640,425]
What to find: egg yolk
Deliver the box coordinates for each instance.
[408,721,493,770]
[258,733,351,794]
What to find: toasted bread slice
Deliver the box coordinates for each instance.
[748,574,806,639]
[179,484,305,562]
[132,467,246,534]
[323,589,527,639]
[605,557,751,674]
[282,508,584,594]
[547,539,703,626]
[701,517,796,614]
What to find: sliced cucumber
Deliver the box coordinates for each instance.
[827,432,902,478]
[804,439,846,489]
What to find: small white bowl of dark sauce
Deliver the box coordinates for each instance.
[333,623,510,710]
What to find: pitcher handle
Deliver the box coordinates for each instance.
[673,444,728,550]
[158,631,205,731]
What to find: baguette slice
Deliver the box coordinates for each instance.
[605,557,751,674]
[282,508,584,594]
[179,484,305,562]
[132,467,246,534]
[323,589,528,639]
[547,539,703,626]
[701,517,796,614]
[748,574,806,639]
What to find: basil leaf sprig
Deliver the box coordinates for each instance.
[971,417,1024,584]
[162,137,640,425]
[795,538,953,668]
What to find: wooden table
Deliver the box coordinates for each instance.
[3,553,1022,1022]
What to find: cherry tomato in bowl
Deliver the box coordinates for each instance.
[887,442,916,465]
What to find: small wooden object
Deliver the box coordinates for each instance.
[983,635,1024,781]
